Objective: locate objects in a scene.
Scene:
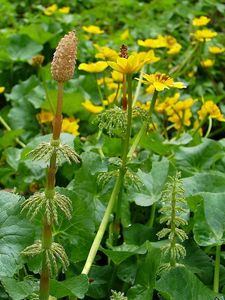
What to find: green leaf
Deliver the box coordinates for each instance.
[8,103,39,140]
[127,242,161,299]
[0,129,23,149]
[182,240,214,285]
[117,256,137,284]
[156,266,219,300]
[1,277,38,300]
[50,275,89,299]
[56,189,95,262]
[7,34,43,61]
[183,171,225,196]
[127,284,152,300]
[19,24,54,44]
[124,224,154,245]
[175,138,224,174]
[193,192,225,246]
[101,243,147,265]
[6,75,44,108]
[87,265,113,299]
[0,191,34,277]
[140,132,171,156]
[131,158,170,206]
[41,89,85,115]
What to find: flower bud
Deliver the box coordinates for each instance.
[51,31,77,82]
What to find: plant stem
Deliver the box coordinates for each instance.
[170,185,176,267]
[95,74,104,106]
[0,116,26,148]
[192,115,208,137]
[128,90,158,159]
[147,203,156,228]
[81,172,124,275]
[205,116,212,138]
[213,244,221,293]
[81,75,133,274]
[38,67,55,113]
[132,66,145,107]
[39,82,64,300]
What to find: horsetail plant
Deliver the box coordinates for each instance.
[21,31,79,300]
[157,172,188,272]
[82,45,139,275]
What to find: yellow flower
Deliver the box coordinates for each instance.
[167,43,182,55]
[95,45,118,61]
[44,4,58,16]
[120,29,130,40]
[82,100,104,113]
[138,36,168,48]
[62,117,80,136]
[0,86,5,93]
[198,101,225,122]
[140,73,186,92]
[192,29,217,42]
[107,92,118,104]
[103,92,119,106]
[201,59,215,67]
[111,70,123,82]
[82,25,104,34]
[36,110,54,124]
[209,46,225,54]
[78,61,108,73]
[138,35,179,49]
[97,77,118,90]
[132,50,160,64]
[188,71,195,78]
[97,77,113,85]
[192,16,210,26]
[58,6,70,14]
[108,54,143,74]
[155,93,180,114]
[168,108,192,129]
[168,97,194,129]
[135,101,150,111]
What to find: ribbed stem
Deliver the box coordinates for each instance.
[81,172,124,275]
[169,184,177,267]
[81,74,133,274]
[128,90,158,159]
[39,82,64,300]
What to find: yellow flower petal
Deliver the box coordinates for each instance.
[59,6,70,14]
[82,25,104,34]
[153,82,168,91]
[192,16,210,26]
[78,61,108,73]
[82,100,104,113]
[0,86,5,93]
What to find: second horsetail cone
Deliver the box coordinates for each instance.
[51,31,77,82]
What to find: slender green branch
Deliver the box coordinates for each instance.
[95,74,104,105]
[213,244,221,294]
[132,66,145,107]
[128,90,158,159]
[38,67,55,113]
[147,203,156,228]
[205,116,212,138]
[0,116,26,148]
[81,172,124,275]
